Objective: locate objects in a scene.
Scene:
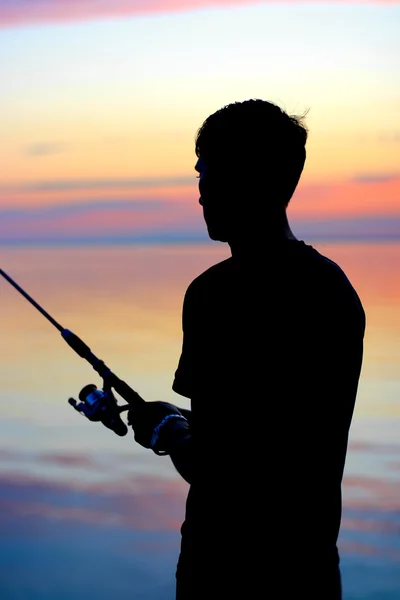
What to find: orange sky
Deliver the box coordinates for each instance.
[1,1,399,242]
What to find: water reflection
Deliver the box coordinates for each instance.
[1,242,399,599]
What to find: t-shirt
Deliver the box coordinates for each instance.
[172,239,366,596]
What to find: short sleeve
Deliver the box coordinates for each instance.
[308,265,366,442]
[172,283,196,399]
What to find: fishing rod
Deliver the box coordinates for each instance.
[0,268,145,436]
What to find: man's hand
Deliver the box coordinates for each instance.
[128,401,188,454]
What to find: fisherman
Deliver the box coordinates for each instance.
[128,99,366,600]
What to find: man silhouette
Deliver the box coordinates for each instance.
[129,99,366,600]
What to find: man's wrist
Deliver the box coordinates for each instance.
[150,414,187,449]
[155,417,190,455]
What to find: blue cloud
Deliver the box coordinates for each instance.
[19,176,194,192]
[0,203,399,246]
[0,198,166,219]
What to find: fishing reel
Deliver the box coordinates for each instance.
[68,382,130,436]
[0,268,145,438]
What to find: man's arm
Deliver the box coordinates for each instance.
[163,418,193,484]
[129,281,195,483]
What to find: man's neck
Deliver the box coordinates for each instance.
[228,216,298,256]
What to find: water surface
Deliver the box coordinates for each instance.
[1,242,399,599]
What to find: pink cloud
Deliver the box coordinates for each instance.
[3,174,400,218]
[0,471,188,531]
[339,539,400,561]
[0,174,399,243]
[341,515,400,535]
[0,0,398,29]
[348,440,400,454]
[343,475,400,512]
[38,452,98,467]
[291,175,400,218]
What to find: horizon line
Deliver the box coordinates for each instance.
[1,235,399,249]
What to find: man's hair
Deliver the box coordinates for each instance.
[195,99,308,206]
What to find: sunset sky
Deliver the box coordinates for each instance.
[1,0,399,243]
[1,5,400,597]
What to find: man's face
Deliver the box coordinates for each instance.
[195,156,233,242]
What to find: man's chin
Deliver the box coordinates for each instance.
[207,228,228,243]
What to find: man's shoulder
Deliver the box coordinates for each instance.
[303,245,350,282]
[183,242,364,314]
[185,257,234,295]
[303,244,365,327]
[305,245,358,294]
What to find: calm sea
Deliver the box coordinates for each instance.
[1,242,399,600]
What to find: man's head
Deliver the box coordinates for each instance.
[194,99,308,243]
